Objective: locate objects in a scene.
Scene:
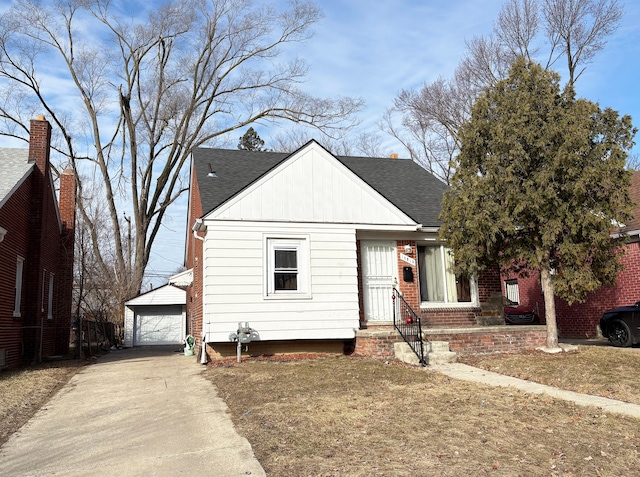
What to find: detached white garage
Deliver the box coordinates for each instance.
[124,285,186,347]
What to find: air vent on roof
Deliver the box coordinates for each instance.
[207,163,217,178]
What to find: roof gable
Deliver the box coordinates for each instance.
[192,141,447,226]
[201,142,416,225]
[125,284,186,306]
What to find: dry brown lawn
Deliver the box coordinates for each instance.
[206,352,640,477]
[0,360,84,446]
[3,346,640,476]
[460,345,640,405]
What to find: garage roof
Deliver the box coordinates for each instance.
[126,284,186,306]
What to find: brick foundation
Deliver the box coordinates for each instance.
[354,326,547,359]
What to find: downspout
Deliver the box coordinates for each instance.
[192,218,205,242]
[192,219,208,364]
[39,270,45,362]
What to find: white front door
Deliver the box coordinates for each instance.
[361,240,397,322]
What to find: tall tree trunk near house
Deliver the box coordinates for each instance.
[539,261,559,349]
[0,0,363,308]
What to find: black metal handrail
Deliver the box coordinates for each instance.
[392,288,426,366]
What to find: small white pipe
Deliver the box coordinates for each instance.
[200,333,208,364]
[192,228,204,242]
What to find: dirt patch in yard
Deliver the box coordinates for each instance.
[0,360,85,447]
[205,355,640,476]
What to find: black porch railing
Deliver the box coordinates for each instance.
[392,288,426,366]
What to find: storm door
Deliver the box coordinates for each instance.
[361,241,397,322]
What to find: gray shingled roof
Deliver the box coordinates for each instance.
[0,148,32,207]
[192,142,449,227]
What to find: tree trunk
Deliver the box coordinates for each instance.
[539,265,559,349]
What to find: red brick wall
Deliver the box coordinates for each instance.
[354,330,398,359]
[185,161,204,356]
[396,240,420,311]
[55,169,76,356]
[431,329,546,356]
[0,118,74,368]
[502,241,640,338]
[555,241,640,338]
[0,172,32,368]
[421,308,478,327]
[354,327,547,359]
[478,265,502,303]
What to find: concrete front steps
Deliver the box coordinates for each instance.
[394,340,457,366]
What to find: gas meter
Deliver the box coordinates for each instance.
[229,322,255,362]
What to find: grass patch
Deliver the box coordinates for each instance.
[460,346,640,405]
[0,360,84,446]
[205,355,640,476]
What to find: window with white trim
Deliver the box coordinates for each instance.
[266,237,310,298]
[418,245,474,304]
[505,279,520,305]
[13,257,24,317]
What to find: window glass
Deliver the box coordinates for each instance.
[275,250,297,269]
[13,257,24,317]
[275,272,297,290]
[418,246,471,303]
[48,273,55,319]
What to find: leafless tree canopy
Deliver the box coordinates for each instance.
[0,0,364,301]
[386,0,624,183]
[270,129,387,157]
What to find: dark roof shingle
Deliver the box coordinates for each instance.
[192,143,448,226]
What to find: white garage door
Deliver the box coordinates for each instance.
[134,306,184,345]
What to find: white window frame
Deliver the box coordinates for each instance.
[505,279,520,305]
[13,256,24,317]
[47,272,55,319]
[418,244,478,308]
[264,236,311,299]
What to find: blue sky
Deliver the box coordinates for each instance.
[144,0,640,285]
[263,0,640,153]
[2,0,637,285]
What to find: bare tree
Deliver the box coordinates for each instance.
[386,0,623,183]
[0,0,363,298]
[543,0,623,85]
[627,152,640,171]
[270,128,388,157]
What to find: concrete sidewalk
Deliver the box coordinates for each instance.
[430,362,640,418]
[0,347,265,477]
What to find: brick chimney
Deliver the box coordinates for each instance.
[59,169,76,232]
[56,168,76,356]
[28,115,52,173]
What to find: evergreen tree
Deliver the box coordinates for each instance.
[439,58,636,349]
[238,127,266,151]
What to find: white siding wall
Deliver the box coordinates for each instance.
[203,221,360,342]
[124,307,134,347]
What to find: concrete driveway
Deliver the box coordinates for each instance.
[0,346,265,477]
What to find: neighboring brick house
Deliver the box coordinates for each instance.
[501,171,640,339]
[0,117,76,368]
[184,141,544,361]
